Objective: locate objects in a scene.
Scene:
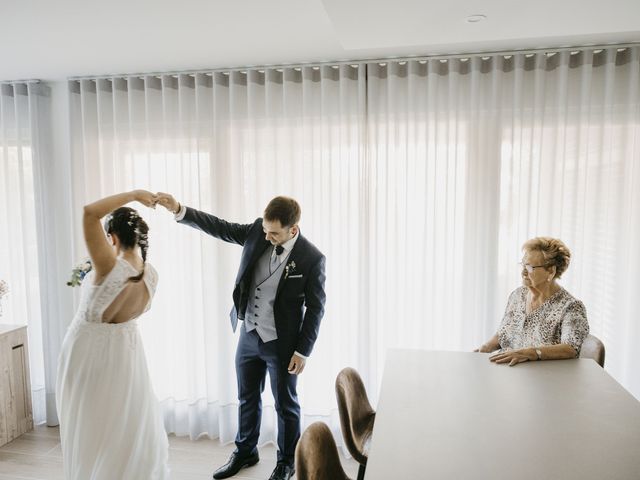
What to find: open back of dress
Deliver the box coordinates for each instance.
[102,275,151,324]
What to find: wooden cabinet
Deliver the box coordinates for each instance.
[0,324,34,447]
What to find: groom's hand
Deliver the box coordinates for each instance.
[156,192,181,214]
[287,353,306,375]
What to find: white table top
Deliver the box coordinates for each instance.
[0,323,27,336]
[366,349,640,480]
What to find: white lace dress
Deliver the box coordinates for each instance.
[56,258,169,480]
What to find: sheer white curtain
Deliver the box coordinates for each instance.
[66,46,640,445]
[0,82,54,424]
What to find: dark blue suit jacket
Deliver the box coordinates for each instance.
[179,207,326,361]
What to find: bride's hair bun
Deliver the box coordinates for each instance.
[104,207,149,282]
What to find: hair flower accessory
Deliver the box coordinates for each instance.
[134,226,148,246]
[126,210,140,227]
[284,260,297,279]
[67,258,93,287]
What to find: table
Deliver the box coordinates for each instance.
[365,349,640,480]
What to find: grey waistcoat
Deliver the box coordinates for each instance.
[244,247,287,342]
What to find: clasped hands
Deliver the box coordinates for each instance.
[133,190,180,214]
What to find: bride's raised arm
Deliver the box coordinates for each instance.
[83,190,158,277]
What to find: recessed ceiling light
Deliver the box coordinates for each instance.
[466,14,487,23]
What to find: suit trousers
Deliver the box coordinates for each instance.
[234,325,301,466]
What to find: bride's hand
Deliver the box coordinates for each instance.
[134,190,158,208]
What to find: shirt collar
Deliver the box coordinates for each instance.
[279,232,299,254]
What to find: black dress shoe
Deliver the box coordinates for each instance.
[212,451,260,479]
[268,463,295,480]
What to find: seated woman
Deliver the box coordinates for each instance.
[476,237,589,366]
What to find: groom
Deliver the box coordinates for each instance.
[157,194,326,480]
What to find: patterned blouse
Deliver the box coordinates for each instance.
[498,286,589,354]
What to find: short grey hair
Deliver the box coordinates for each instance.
[522,237,571,278]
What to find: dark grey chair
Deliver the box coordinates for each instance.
[335,367,376,480]
[295,422,352,480]
[580,334,605,367]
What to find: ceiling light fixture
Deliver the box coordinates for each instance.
[466,14,487,23]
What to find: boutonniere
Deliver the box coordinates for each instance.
[284,261,297,279]
[67,258,93,287]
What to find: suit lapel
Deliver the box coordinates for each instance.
[239,238,270,283]
[276,235,304,299]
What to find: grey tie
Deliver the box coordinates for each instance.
[270,245,283,273]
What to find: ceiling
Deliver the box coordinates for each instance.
[1,0,639,81]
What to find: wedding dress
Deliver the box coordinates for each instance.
[56,257,169,480]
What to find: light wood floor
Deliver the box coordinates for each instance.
[0,425,360,479]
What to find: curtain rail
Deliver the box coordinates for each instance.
[67,41,640,82]
[0,79,41,85]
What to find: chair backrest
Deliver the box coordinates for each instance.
[580,334,605,367]
[335,367,376,465]
[295,422,351,480]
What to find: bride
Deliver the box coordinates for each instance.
[56,190,169,480]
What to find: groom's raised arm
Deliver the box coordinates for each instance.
[180,207,253,246]
[157,192,253,246]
